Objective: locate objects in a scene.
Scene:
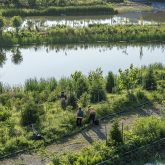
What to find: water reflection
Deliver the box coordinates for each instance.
[0,48,6,67]
[0,43,164,85]
[11,48,23,65]
[19,9,165,29]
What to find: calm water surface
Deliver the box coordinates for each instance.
[0,43,165,86]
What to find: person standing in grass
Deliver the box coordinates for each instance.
[76,107,84,126]
[88,106,96,124]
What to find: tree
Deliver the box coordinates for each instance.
[106,71,115,93]
[88,68,107,103]
[11,16,22,35]
[21,101,45,126]
[71,71,89,99]
[109,120,123,145]
[118,64,139,94]
[0,16,6,37]
[143,67,157,90]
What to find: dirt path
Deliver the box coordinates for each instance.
[0,105,163,165]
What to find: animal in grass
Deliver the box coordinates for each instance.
[88,106,97,124]
[76,107,84,126]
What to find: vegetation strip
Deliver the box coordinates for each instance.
[0,23,165,46]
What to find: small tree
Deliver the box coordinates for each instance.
[143,67,157,90]
[109,120,123,145]
[106,71,115,93]
[67,93,77,109]
[117,64,139,94]
[71,71,89,99]
[78,92,90,108]
[21,101,45,126]
[0,16,6,37]
[11,16,22,35]
[88,68,107,103]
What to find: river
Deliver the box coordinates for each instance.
[0,43,164,86]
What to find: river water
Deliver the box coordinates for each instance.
[0,43,164,86]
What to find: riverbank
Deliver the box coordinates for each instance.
[0,24,165,47]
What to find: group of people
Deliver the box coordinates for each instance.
[60,92,97,126]
[76,106,96,126]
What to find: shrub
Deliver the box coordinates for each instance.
[71,71,89,98]
[78,92,90,108]
[11,16,22,34]
[67,93,77,109]
[0,16,6,37]
[108,120,123,145]
[106,71,115,93]
[21,101,45,126]
[89,68,107,103]
[143,67,157,90]
[0,106,11,122]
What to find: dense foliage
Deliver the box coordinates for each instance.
[0,63,164,157]
[0,0,123,8]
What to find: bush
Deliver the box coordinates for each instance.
[78,92,90,108]
[89,68,107,103]
[21,101,45,126]
[108,120,123,145]
[67,93,77,109]
[106,71,115,93]
[143,67,157,90]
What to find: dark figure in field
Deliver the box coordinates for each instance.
[60,91,67,109]
[76,107,84,126]
[88,106,96,124]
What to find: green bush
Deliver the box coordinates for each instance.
[143,67,157,90]
[21,101,45,126]
[106,71,115,93]
[108,120,123,145]
[89,68,107,103]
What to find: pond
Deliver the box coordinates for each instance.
[0,43,165,86]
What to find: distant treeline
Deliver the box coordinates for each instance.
[0,0,124,8]
[1,5,117,17]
